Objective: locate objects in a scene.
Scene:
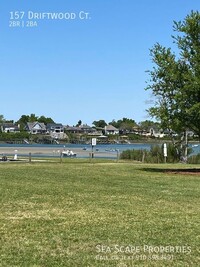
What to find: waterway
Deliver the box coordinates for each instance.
[0,143,199,159]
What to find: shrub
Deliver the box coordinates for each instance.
[120,143,192,163]
[120,149,146,162]
[188,154,200,164]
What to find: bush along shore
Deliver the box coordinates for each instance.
[120,144,200,164]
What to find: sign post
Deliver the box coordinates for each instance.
[163,143,167,163]
[14,150,18,160]
[91,138,96,158]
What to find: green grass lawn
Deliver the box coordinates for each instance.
[0,160,199,266]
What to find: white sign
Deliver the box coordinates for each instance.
[163,143,167,157]
[92,138,96,146]
[14,150,18,160]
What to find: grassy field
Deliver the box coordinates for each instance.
[0,160,199,267]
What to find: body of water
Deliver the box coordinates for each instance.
[0,143,199,158]
[0,143,153,152]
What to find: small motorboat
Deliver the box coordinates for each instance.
[62,150,77,158]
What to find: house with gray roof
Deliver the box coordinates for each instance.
[65,124,96,134]
[80,124,96,134]
[0,123,20,133]
[64,126,84,134]
[46,123,65,139]
[105,125,119,135]
[25,122,46,134]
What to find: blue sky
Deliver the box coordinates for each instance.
[1,1,199,125]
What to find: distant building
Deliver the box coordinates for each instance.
[65,124,96,134]
[146,127,164,138]
[105,125,119,135]
[65,126,84,134]
[80,124,96,134]
[25,122,46,134]
[0,123,20,133]
[46,123,65,139]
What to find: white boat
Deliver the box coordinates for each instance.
[62,150,76,158]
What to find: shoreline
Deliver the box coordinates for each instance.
[0,146,119,159]
[0,142,199,159]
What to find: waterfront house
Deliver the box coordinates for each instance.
[146,127,164,138]
[65,124,96,134]
[80,124,96,134]
[25,122,46,134]
[46,123,65,139]
[105,125,119,135]
[0,123,20,133]
[64,126,84,134]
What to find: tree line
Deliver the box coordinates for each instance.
[0,114,160,132]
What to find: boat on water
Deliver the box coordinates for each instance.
[62,150,77,158]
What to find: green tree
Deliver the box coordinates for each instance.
[76,120,82,127]
[109,118,136,131]
[29,114,38,122]
[0,115,5,123]
[38,115,54,124]
[138,120,160,131]
[17,115,30,130]
[120,118,137,131]
[92,119,107,128]
[145,11,200,158]
[109,119,119,128]
[18,114,55,127]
